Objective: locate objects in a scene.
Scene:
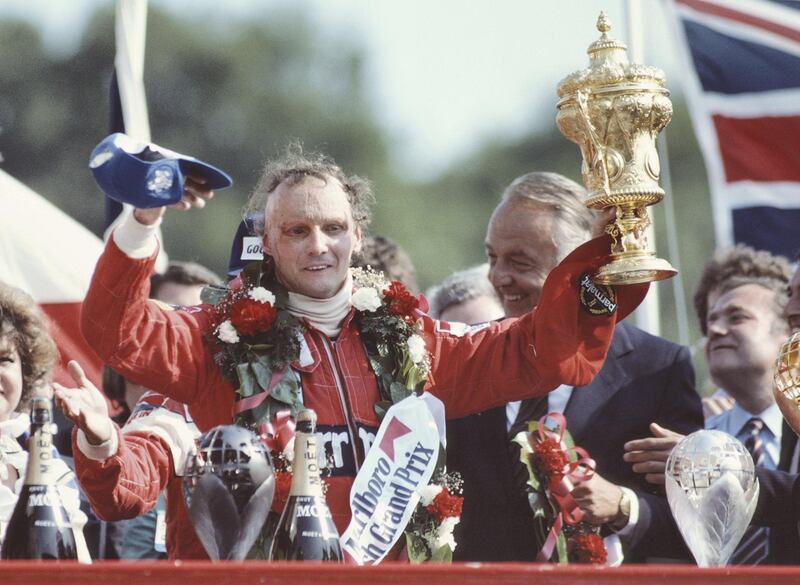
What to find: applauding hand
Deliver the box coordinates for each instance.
[53,361,113,446]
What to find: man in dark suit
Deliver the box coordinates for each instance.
[448,172,704,563]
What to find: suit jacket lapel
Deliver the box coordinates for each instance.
[564,325,632,442]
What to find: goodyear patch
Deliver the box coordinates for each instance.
[578,272,617,316]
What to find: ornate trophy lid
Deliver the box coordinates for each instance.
[557,12,666,100]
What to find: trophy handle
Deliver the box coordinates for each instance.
[576,90,610,197]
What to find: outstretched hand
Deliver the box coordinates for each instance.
[53,360,113,446]
[133,174,215,225]
[623,422,684,486]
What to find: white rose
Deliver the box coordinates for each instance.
[351,287,382,312]
[417,483,443,506]
[406,334,427,365]
[435,516,460,551]
[217,320,240,344]
[248,287,276,305]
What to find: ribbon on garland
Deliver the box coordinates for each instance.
[232,368,287,415]
[257,410,295,456]
[533,412,596,562]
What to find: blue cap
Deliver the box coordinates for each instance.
[89,133,233,208]
[227,212,265,278]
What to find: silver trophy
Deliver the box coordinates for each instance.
[665,430,759,566]
[183,425,275,560]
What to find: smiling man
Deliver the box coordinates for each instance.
[625,245,795,565]
[69,147,645,559]
[449,172,702,564]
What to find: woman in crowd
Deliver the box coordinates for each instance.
[0,281,88,558]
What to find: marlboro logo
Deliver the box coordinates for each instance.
[578,272,617,316]
[378,417,412,461]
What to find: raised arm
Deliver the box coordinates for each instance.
[425,236,648,419]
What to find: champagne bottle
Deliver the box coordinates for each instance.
[268,409,342,561]
[1,397,78,560]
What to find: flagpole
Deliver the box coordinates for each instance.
[657,132,691,346]
[107,0,168,271]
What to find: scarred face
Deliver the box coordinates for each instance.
[264,176,362,299]
[486,201,559,317]
[0,337,23,422]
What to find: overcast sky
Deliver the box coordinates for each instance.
[2,0,681,178]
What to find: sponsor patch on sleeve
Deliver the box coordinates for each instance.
[578,272,617,316]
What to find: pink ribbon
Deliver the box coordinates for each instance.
[257,410,296,454]
[232,367,287,414]
[532,412,596,562]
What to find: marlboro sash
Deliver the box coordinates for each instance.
[340,393,445,564]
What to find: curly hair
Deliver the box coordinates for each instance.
[0,282,57,410]
[694,245,791,335]
[243,143,373,237]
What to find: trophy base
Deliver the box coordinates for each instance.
[594,254,677,285]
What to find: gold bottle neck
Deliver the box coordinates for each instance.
[289,430,323,497]
[23,423,56,486]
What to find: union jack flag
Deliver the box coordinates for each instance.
[666,0,800,258]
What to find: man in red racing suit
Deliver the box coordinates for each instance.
[69,150,645,559]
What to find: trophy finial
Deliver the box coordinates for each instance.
[597,12,611,35]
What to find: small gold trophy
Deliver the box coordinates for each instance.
[556,13,677,285]
[774,331,800,435]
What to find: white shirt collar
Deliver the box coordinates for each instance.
[726,402,783,441]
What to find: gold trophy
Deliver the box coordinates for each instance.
[774,331,800,435]
[556,13,677,285]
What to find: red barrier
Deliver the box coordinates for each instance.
[1,562,800,585]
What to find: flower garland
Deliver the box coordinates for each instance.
[405,469,464,563]
[514,413,607,565]
[203,260,304,429]
[203,261,432,428]
[350,266,431,418]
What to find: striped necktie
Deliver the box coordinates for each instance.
[730,417,769,565]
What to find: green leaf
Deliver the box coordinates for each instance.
[269,368,303,415]
[555,532,568,564]
[404,532,430,564]
[512,431,540,492]
[368,357,384,375]
[390,381,411,404]
[374,400,392,420]
[236,363,257,398]
[429,544,453,563]
[251,353,274,390]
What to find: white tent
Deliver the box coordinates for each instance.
[0,169,104,387]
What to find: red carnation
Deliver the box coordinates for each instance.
[532,438,569,480]
[229,297,277,336]
[569,533,607,564]
[384,280,419,320]
[425,488,463,524]
[271,470,293,513]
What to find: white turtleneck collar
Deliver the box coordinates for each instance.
[286,272,353,338]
